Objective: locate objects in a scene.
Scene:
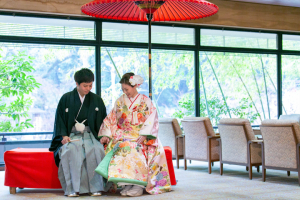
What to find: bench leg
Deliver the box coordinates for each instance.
[10,187,16,194]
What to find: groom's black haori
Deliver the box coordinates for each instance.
[49,68,107,166]
[49,87,107,166]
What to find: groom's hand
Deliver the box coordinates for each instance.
[61,136,70,145]
[100,136,110,144]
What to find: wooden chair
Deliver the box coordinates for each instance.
[182,117,219,174]
[218,118,262,179]
[260,119,300,185]
[158,118,184,168]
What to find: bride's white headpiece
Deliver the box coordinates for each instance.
[129,75,144,87]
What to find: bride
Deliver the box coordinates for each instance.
[98,72,171,196]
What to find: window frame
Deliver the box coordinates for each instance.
[1,11,300,126]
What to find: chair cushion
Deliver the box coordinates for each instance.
[159,118,173,123]
[183,117,215,136]
[279,114,300,124]
[219,118,255,140]
[261,119,299,168]
[262,119,300,143]
[158,118,176,156]
[182,118,219,161]
[182,119,208,160]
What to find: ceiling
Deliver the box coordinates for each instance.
[229,0,300,8]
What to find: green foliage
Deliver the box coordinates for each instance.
[102,47,277,123]
[0,51,41,132]
[173,95,260,126]
[171,94,195,119]
[231,98,260,123]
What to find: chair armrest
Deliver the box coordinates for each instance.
[175,134,184,157]
[208,135,220,139]
[297,143,300,158]
[208,135,220,141]
[248,140,263,145]
[253,129,261,135]
[176,135,184,139]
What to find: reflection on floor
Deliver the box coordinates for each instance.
[1,160,300,199]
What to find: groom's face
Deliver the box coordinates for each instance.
[76,82,93,96]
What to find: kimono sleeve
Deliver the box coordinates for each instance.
[49,96,68,152]
[138,98,159,140]
[95,97,107,133]
[98,100,118,140]
[54,97,68,136]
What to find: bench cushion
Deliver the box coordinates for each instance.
[4,147,177,189]
[4,148,61,189]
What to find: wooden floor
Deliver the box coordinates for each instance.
[1,160,300,199]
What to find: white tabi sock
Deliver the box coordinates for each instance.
[120,185,133,196]
[126,185,144,197]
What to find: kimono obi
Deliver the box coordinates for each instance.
[71,126,91,133]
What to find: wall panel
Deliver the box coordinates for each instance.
[0,0,300,31]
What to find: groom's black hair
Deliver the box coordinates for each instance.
[74,68,94,85]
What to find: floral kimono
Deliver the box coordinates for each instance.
[97,93,171,194]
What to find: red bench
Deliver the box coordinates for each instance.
[4,147,176,194]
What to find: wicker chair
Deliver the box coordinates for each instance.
[260,119,300,185]
[158,118,184,168]
[181,117,219,174]
[218,118,262,179]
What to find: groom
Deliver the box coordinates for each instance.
[49,68,107,197]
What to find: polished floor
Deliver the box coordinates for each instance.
[1,160,300,199]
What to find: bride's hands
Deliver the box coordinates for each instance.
[100,136,110,144]
[136,136,147,144]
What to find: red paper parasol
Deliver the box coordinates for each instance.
[81,0,218,98]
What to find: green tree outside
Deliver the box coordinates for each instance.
[0,51,40,132]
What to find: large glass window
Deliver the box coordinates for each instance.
[201,29,277,49]
[282,55,300,114]
[102,23,147,43]
[100,48,195,118]
[200,52,277,125]
[3,15,300,133]
[283,34,300,51]
[151,26,195,45]
[101,47,148,112]
[0,16,95,40]
[102,22,194,45]
[0,43,95,140]
[5,13,300,168]
[152,50,195,118]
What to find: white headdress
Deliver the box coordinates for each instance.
[129,75,144,87]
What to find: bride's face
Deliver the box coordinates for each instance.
[121,83,137,98]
